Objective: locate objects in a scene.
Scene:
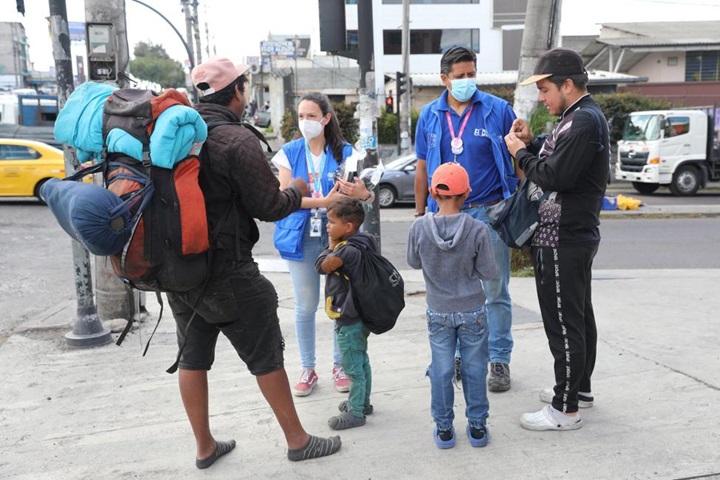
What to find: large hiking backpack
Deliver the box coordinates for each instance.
[43,88,211,293]
[345,237,405,334]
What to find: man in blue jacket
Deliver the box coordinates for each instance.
[414,46,520,393]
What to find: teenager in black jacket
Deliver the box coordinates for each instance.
[505,48,609,431]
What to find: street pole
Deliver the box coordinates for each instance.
[191,0,202,65]
[357,0,381,252]
[49,0,112,348]
[181,0,196,69]
[399,0,411,154]
[85,0,146,326]
[513,0,563,122]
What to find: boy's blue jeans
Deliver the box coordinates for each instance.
[336,322,371,418]
[427,306,489,432]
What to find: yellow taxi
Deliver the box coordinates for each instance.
[0,139,89,199]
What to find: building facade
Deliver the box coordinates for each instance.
[582,21,720,107]
[344,0,527,96]
[0,22,31,90]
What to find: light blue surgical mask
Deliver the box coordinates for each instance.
[449,78,477,102]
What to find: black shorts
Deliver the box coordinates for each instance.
[166,260,285,376]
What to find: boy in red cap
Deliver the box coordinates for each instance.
[407,162,498,449]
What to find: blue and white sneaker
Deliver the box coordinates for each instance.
[433,425,455,449]
[466,423,489,447]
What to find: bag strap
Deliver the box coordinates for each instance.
[63,162,104,181]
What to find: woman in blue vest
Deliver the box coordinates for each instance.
[272,92,374,397]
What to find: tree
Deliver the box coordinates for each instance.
[129,41,186,89]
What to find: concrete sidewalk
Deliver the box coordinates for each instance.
[2,265,720,479]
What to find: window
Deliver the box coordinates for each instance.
[685,51,720,82]
[383,29,479,55]
[664,116,690,137]
[667,56,678,67]
[0,145,41,160]
[347,30,359,51]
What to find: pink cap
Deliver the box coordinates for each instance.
[191,58,250,97]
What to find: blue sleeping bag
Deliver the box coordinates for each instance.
[39,178,132,256]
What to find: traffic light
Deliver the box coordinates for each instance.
[385,95,394,114]
[396,72,408,97]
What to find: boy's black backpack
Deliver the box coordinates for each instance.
[345,237,405,334]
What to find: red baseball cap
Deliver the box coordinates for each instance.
[191,57,250,97]
[430,162,471,196]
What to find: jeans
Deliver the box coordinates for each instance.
[336,322,372,418]
[464,205,513,364]
[287,220,341,370]
[427,306,489,431]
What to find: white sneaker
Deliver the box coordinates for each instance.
[539,388,594,408]
[520,405,583,431]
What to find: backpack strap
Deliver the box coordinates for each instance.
[63,162,105,181]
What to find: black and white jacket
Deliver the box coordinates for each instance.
[515,94,610,247]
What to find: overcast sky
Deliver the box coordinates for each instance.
[6,0,720,72]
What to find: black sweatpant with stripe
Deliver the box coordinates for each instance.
[532,244,598,414]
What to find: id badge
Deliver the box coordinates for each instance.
[309,216,322,237]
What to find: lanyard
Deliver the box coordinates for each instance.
[304,142,327,195]
[445,104,474,159]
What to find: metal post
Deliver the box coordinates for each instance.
[357,0,381,251]
[399,0,411,154]
[181,0,196,69]
[191,0,202,65]
[85,0,143,324]
[49,0,111,348]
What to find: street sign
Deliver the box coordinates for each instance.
[260,41,295,56]
[68,21,86,42]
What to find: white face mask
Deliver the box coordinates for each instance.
[299,119,324,140]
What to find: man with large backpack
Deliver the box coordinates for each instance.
[168,58,341,469]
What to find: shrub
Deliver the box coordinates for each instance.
[279,108,297,142]
[377,109,420,147]
[529,104,557,135]
[333,101,359,145]
[378,111,398,144]
[594,93,672,142]
[511,248,534,277]
[485,86,514,104]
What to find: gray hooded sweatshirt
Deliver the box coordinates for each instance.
[407,212,498,313]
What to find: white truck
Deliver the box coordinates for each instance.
[615,108,720,196]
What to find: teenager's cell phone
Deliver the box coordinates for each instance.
[345,170,357,182]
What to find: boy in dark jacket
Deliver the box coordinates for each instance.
[315,197,376,430]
